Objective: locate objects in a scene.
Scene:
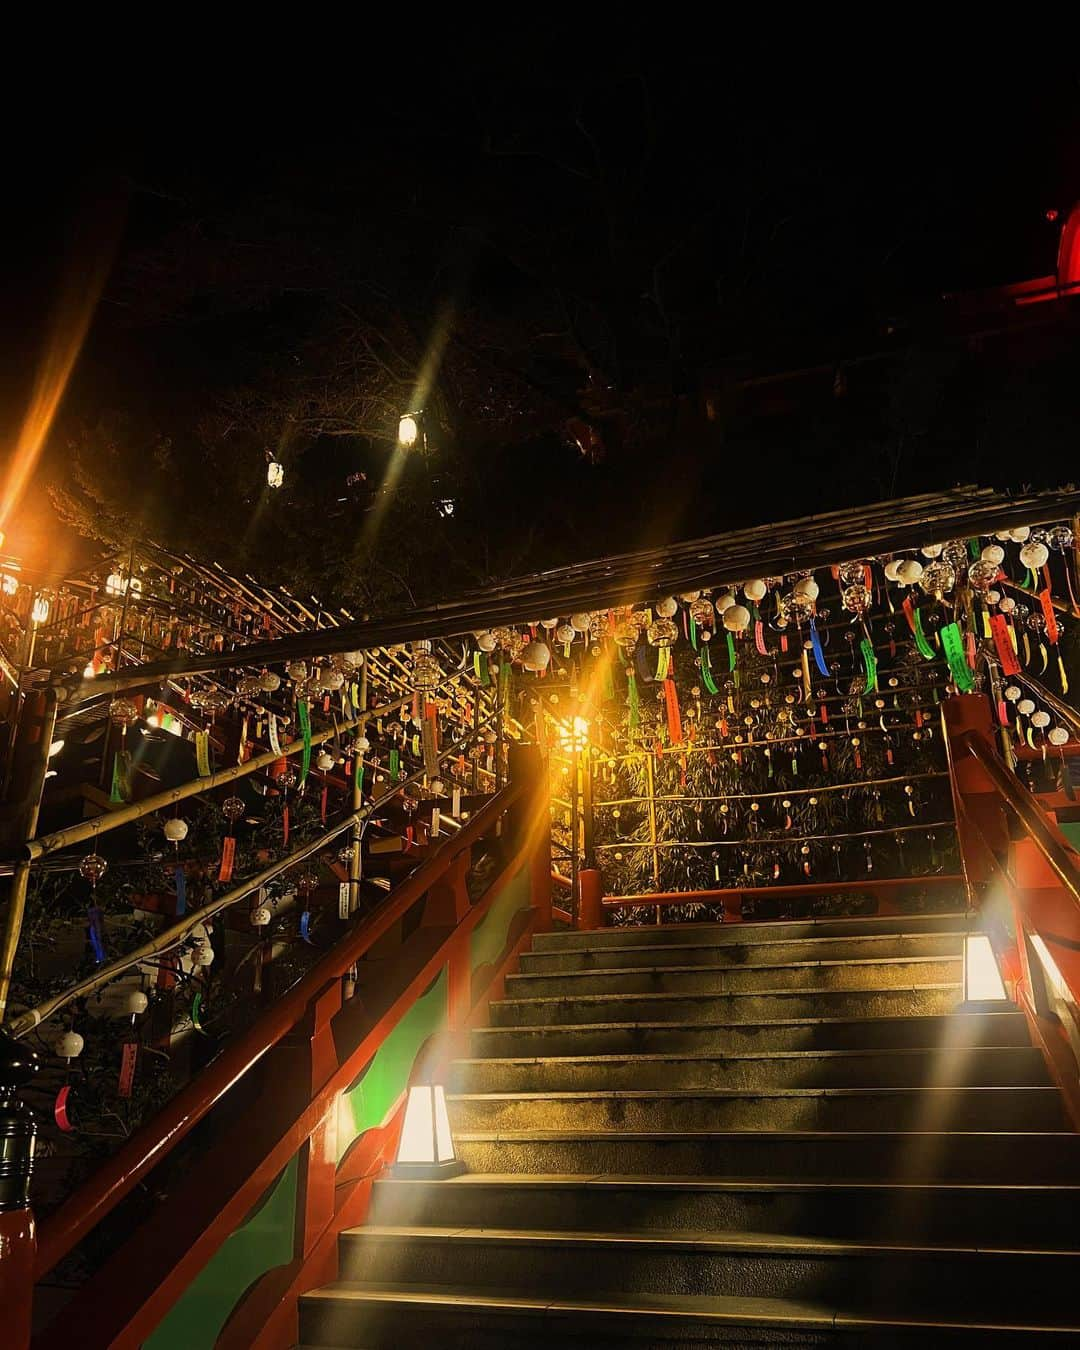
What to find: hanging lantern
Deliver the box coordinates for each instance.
[1019,539,1050,570]
[30,595,50,625]
[164,818,189,845]
[222,796,245,825]
[522,640,551,671]
[689,597,715,627]
[918,561,956,597]
[412,651,441,690]
[108,697,140,728]
[839,561,867,587]
[841,584,871,615]
[646,617,678,648]
[58,1030,84,1060]
[105,571,125,597]
[79,854,108,887]
[967,559,999,593]
[266,458,285,488]
[793,576,819,601]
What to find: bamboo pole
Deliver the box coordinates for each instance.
[6,716,495,1037]
[17,692,411,866]
[591,769,950,808]
[594,819,956,850]
[645,752,660,888]
[603,720,938,763]
[0,690,58,1022]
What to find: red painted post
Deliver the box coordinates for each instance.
[942,696,1011,904]
[577,869,603,930]
[0,1031,40,1350]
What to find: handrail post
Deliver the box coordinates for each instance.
[0,1029,40,1350]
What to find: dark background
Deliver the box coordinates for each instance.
[2,49,1078,608]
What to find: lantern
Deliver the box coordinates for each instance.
[393,1084,464,1178]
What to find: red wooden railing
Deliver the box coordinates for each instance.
[943,696,1080,1127]
[16,750,551,1350]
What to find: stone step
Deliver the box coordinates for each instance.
[490,983,962,1027]
[337,1225,1080,1316]
[519,931,964,974]
[503,955,961,999]
[472,1009,1029,1058]
[370,1174,1080,1247]
[300,1283,1080,1347]
[454,1129,1080,1182]
[447,1086,1065,1134]
[532,911,969,952]
[450,1045,1046,1094]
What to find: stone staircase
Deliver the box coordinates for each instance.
[300,910,1080,1346]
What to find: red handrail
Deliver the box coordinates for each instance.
[34,779,527,1278]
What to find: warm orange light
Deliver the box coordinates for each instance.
[30,595,50,625]
[557,715,590,753]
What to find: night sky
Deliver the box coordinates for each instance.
[2,53,1078,600]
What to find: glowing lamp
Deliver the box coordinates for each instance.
[394,1084,464,1178]
[397,413,421,449]
[557,715,590,753]
[267,459,285,489]
[963,933,1008,1003]
[48,739,64,758]
[31,595,50,625]
[1,573,18,596]
[106,571,125,597]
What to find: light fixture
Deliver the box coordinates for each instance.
[1,573,18,596]
[106,570,125,596]
[963,933,1008,1003]
[557,715,590,754]
[267,458,285,489]
[48,739,64,758]
[397,413,421,450]
[393,1084,464,1178]
[30,595,49,625]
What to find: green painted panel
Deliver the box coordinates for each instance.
[470,862,531,975]
[144,1155,299,1350]
[1060,821,1080,852]
[335,965,447,1164]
